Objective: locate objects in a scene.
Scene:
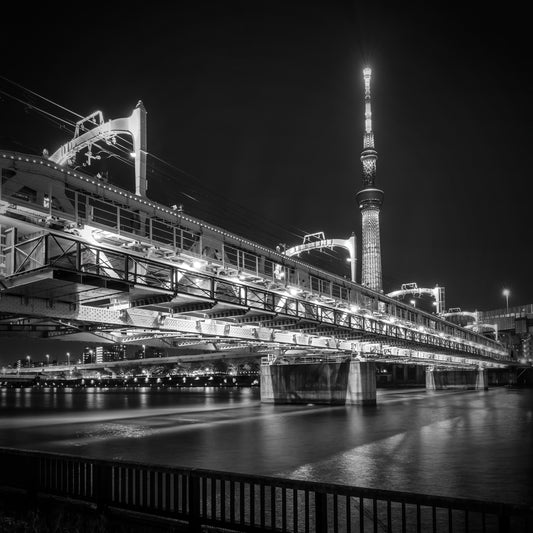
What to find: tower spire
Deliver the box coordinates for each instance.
[356,67,384,292]
[363,67,374,150]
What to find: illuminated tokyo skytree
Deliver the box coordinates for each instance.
[356,67,384,292]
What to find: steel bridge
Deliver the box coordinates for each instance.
[0,148,511,374]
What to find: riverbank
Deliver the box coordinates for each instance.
[0,489,191,533]
[0,374,260,389]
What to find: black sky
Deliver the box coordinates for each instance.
[1,1,532,363]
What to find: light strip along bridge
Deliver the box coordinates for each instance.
[0,151,509,370]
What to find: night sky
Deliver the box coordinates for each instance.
[1,1,531,363]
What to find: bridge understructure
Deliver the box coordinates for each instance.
[0,151,513,404]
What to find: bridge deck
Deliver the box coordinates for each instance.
[0,150,511,369]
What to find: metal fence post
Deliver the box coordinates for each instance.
[188,473,201,532]
[498,506,510,533]
[94,462,113,510]
[24,453,38,505]
[315,491,328,533]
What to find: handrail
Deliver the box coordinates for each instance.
[0,447,531,532]
[2,232,508,362]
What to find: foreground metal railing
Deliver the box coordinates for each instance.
[0,447,531,532]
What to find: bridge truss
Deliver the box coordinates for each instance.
[0,138,510,372]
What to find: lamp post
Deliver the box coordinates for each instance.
[46,354,49,366]
[410,299,416,308]
[503,289,510,313]
[67,352,70,367]
[26,355,31,368]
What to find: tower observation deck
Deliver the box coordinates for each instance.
[356,67,384,292]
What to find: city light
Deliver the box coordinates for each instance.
[410,299,416,308]
[503,289,510,313]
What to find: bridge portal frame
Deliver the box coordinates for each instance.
[283,234,357,283]
[387,283,446,315]
[49,101,148,197]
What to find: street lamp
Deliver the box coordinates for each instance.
[410,299,416,308]
[66,352,70,367]
[26,355,31,368]
[46,354,50,366]
[502,289,510,313]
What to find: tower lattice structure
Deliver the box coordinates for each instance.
[356,67,384,292]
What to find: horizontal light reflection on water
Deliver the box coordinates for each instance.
[1,386,532,505]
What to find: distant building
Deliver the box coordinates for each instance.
[134,346,165,359]
[479,304,533,362]
[102,344,127,362]
[85,344,128,363]
[82,347,95,364]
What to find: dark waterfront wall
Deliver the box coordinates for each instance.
[2,364,527,394]
[376,365,520,388]
[487,368,518,386]
[3,365,526,391]
[376,363,427,386]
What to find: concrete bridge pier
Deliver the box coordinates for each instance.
[425,367,488,391]
[260,358,376,405]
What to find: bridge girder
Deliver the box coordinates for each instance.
[0,291,508,369]
[0,150,509,370]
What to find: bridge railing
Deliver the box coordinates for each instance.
[0,152,428,323]
[0,447,531,532]
[1,231,509,361]
[0,152,507,358]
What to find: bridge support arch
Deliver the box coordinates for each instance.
[260,356,376,405]
[425,367,488,391]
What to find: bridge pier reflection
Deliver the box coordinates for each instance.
[260,357,376,405]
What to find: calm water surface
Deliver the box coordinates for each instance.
[1,386,532,505]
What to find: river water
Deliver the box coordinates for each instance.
[1,386,532,506]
